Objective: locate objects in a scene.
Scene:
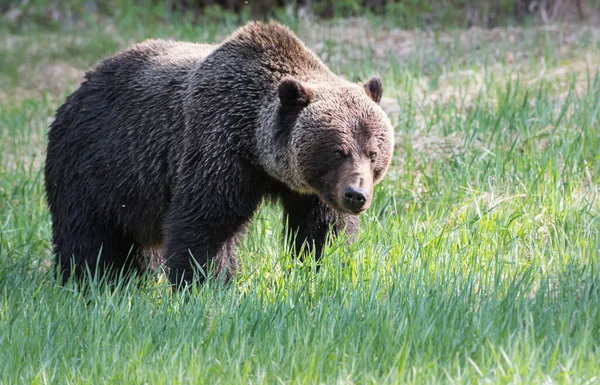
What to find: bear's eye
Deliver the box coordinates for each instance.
[369,152,377,163]
[334,150,344,159]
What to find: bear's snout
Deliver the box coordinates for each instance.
[343,186,369,213]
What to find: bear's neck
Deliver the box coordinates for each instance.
[256,98,314,195]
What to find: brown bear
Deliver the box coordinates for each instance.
[44,21,394,287]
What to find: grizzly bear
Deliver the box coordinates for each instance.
[44,21,394,287]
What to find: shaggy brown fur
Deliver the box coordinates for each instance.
[44,21,394,287]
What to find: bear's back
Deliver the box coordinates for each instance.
[127,39,216,68]
[87,39,216,87]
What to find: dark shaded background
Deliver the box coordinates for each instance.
[1,0,598,30]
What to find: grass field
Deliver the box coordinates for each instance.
[1,16,599,384]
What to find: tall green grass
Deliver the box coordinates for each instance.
[0,17,599,384]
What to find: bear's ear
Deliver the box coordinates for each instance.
[363,76,383,104]
[278,77,312,107]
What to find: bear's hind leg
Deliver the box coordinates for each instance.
[53,213,141,285]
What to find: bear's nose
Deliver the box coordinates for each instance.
[343,186,368,212]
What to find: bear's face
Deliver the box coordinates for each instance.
[279,77,394,215]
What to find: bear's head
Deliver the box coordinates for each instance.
[267,76,394,215]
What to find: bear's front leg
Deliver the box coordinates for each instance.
[163,167,266,288]
[281,191,359,262]
[164,218,242,287]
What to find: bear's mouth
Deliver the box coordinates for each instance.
[319,191,370,216]
[345,206,368,215]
